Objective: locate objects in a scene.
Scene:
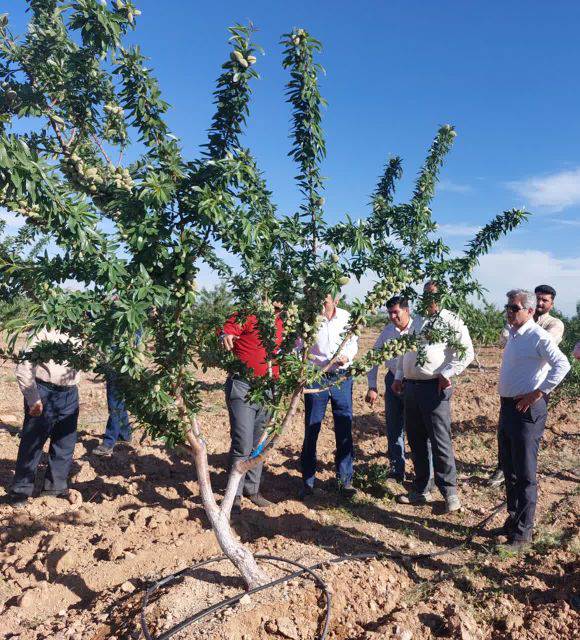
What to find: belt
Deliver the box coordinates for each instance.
[404,378,438,384]
[35,378,73,392]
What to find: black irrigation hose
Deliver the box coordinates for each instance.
[140,463,579,640]
[140,500,507,640]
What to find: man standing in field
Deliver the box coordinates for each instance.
[490,283,565,487]
[366,296,418,483]
[299,294,358,499]
[220,306,283,514]
[495,289,570,550]
[393,282,474,513]
[7,329,80,507]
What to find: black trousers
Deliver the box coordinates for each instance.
[498,396,547,541]
[11,382,79,497]
[404,379,455,498]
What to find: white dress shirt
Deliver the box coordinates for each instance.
[500,312,564,348]
[304,307,358,371]
[395,309,474,381]
[367,319,412,389]
[498,318,570,398]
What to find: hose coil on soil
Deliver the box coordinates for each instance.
[140,500,511,640]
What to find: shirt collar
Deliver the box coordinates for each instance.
[509,317,534,337]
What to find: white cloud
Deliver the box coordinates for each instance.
[340,250,580,317]
[507,167,580,212]
[438,180,473,194]
[475,250,580,316]
[436,223,481,237]
[549,218,580,227]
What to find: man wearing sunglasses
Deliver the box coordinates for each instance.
[496,289,570,551]
[491,284,565,487]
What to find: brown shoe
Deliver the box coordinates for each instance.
[246,493,274,508]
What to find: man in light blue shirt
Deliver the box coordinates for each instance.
[496,289,570,550]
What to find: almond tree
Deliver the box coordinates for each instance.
[0,2,527,589]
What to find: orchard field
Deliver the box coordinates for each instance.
[0,331,578,640]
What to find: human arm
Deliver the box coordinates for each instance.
[440,316,475,380]
[220,313,245,351]
[15,332,42,411]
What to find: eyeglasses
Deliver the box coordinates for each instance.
[504,304,525,313]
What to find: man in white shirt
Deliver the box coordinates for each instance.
[366,296,415,482]
[392,282,474,513]
[491,283,565,487]
[299,294,358,498]
[8,329,81,507]
[496,289,570,550]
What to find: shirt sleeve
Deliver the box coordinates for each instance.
[15,333,41,406]
[546,318,565,345]
[221,313,245,337]
[499,326,509,347]
[367,327,388,389]
[440,317,475,380]
[340,333,359,364]
[536,336,571,394]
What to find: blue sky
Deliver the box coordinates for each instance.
[3,1,580,314]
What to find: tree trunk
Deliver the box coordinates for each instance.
[185,429,269,590]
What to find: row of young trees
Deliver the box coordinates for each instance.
[0,2,528,587]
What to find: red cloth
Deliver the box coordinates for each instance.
[221,313,284,378]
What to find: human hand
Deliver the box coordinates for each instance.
[29,400,43,417]
[438,374,452,394]
[391,380,403,395]
[515,389,542,413]
[336,354,349,365]
[221,334,238,352]
[365,389,378,406]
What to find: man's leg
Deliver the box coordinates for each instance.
[11,413,51,497]
[103,376,131,447]
[301,384,330,489]
[43,387,79,493]
[509,398,547,541]
[243,400,270,496]
[498,402,517,525]
[330,377,354,486]
[384,371,405,479]
[419,383,457,500]
[225,378,260,497]
[404,382,432,495]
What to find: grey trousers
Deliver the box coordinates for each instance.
[225,376,269,496]
[404,379,457,498]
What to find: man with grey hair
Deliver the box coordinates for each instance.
[496,289,570,550]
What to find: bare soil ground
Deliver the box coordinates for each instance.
[0,333,578,640]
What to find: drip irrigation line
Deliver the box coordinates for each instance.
[140,500,506,640]
[140,462,579,640]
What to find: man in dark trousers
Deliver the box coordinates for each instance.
[366,296,415,482]
[220,306,283,514]
[8,328,80,507]
[393,282,474,513]
[496,289,570,550]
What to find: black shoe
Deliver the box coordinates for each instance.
[246,493,274,508]
[6,493,29,508]
[299,485,314,500]
[488,467,505,487]
[497,539,531,554]
[489,516,515,537]
[39,489,70,498]
[231,496,242,515]
[341,483,357,498]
